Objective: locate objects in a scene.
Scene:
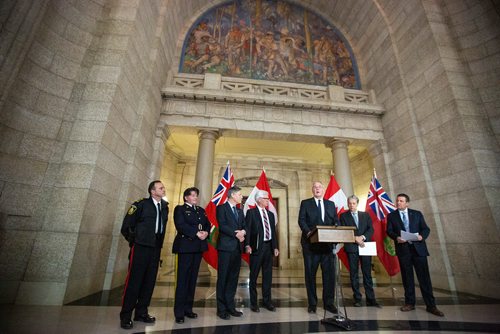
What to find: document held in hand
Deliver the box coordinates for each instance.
[358,241,377,256]
[401,230,419,241]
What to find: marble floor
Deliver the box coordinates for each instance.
[1,267,499,333]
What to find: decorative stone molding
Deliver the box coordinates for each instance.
[155,125,171,142]
[235,176,287,189]
[163,73,384,115]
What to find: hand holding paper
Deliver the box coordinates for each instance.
[401,230,419,241]
[359,241,377,256]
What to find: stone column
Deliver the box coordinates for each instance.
[326,139,354,197]
[194,128,221,207]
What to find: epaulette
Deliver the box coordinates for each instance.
[133,197,146,204]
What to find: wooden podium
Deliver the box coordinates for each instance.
[309,225,356,331]
[309,225,356,243]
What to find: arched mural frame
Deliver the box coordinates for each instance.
[178,0,361,89]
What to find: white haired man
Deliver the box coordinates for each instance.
[245,190,279,312]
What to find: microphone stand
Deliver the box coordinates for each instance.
[321,242,355,331]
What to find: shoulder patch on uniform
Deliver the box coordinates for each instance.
[128,205,138,215]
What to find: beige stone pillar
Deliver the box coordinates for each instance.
[326,139,354,197]
[194,128,220,276]
[194,128,221,207]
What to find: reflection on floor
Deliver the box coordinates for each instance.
[1,268,499,333]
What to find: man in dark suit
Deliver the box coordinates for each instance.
[340,195,381,308]
[120,180,168,330]
[298,181,339,314]
[387,193,444,317]
[245,190,279,312]
[216,186,246,320]
[172,187,210,324]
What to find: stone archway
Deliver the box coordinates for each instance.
[1,0,498,306]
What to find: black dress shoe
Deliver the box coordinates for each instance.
[307,306,316,313]
[353,301,362,307]
[400,304,415,312]
[228,309,243,317]
[367,300,382,308]
[217,312,230,320]
[263,303,276,311]
[250,305,260,312]
[134,314,156,323]
[120,319,133,329]
[325,305,338,314]
[175,317,184,324]
[426,306,444,317]
[185,311,198,318]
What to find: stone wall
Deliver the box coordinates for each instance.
[0,0,498,304]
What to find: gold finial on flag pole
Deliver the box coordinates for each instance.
[373,168,377,178]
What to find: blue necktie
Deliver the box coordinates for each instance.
[352,212,359,228]
[402,211,409,232]
[232,206,238,221]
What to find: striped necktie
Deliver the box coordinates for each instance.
[262,208,270,240]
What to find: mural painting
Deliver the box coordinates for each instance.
[180,0,360,88]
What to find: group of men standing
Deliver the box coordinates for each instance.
[215,186,280,319]
[118,179,443,330]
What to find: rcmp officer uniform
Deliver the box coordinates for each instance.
[120,181,168,329]
[172,187,210,323]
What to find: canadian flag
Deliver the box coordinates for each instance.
[323,174,350,269]
[243,169,278,224]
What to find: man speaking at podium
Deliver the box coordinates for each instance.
[298,181,339,314]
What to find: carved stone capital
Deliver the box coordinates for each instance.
[197,128,221,141]
[155,125,171,142]
[325,138,350,151]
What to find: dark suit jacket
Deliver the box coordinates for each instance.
[121,197,168,248]
[172,203,210,253]
[216,202,245,252]
[244,207,278,253]
[339,211,374,253]
[387,208,430,257]
[298,197,339,253]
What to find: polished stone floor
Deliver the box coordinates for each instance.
[1,267,500,333]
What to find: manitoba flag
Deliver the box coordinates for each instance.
[365,173,400,276]
[202,162,234,269]
[324,174,350,269]
[243,168,278,224]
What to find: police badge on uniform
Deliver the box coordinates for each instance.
[127,205,137,215]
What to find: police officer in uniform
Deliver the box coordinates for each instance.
[120,180,168,330]
[172,187,210,324]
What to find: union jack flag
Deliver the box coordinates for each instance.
[365,174,400,276]
[203,162,234,269]
[367,177,396,220]
[210,163,234,206]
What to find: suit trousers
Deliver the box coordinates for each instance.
[398,245,436,307]
[302,249,335,308]
[174,252,202,318]
[120,242,161,320]
[216,250,241,313]
[249,241,273,307]
[346,252,375,302]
